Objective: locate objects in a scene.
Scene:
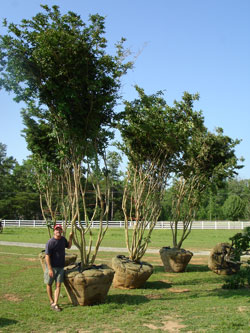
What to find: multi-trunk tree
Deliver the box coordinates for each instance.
[0,5,132,269]
[170,127,242,249]
[118,87,204,262]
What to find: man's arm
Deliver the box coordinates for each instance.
[45,254,53,277]
[67,231,74,249]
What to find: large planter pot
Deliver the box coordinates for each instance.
[208,242,241,275]
[112,255,153,289]
[38,250,77,272]
[64,264,114,306]
[159,247,193,273]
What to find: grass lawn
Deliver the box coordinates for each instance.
[0,228,249,332]
[0,227,242,251]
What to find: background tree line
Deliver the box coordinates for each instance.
[0,142,249,221]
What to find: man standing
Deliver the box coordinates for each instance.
[45,224,73,312]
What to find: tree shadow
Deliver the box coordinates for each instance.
[153,265,165,274]
[144,280,172,290]
[186,264,210,272]
[107,294,149,305]
[153,264,210,274]
[0,318,18,328]
[207,287,250,299]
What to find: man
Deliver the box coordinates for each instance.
[45,224,73,312]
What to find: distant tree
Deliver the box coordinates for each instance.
[106,151,123,221]
[0,143,17,218]
[223,194,245,221]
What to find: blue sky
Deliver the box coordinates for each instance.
[0,0,249,178]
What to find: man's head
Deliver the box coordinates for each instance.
[53,224,63,238]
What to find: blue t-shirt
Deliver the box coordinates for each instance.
[45,236,69,268]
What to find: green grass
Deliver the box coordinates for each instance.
[0,245,250,332]
[1,228,249,332]
[0,227,241,251]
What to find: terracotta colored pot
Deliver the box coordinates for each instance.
[112,255,153,289]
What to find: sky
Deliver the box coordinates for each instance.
[0,0,249,178]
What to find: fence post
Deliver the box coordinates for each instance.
[202,221,204,230]
[19,220,21,227]
[228,221,230,229]
[241,221,244,229]
[215,221,217,230]
[3,220,6,227]
[33,220,36,227]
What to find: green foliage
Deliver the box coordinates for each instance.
[223,266,250,289]
[0,4,133,158]
[0,144,40,219]
[223,194,246,221]
[119,86,204,169]
[222,227,250,289]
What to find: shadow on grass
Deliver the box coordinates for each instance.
[107,294,149,305]
[153,264,209,274]
[144,280,172,290]
[0,318,18,328]
[153,265,165,274]
[208,287,250,299]
[186,264,210,272]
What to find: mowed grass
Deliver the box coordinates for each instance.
[0,226,242,251]
[0,228,250,332]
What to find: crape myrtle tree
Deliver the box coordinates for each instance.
[118,86,204,262]
[0,5,132,270]
[170,127,242,249]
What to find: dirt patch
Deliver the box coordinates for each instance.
[238,306,248,312]
[160,279,172,284]
[143,316,186,332]
[24,258,38,262]
[145,256,162,263]
[163,273,176,277]
[168,288,190,293]
[3,293,22,302]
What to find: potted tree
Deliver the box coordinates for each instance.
[160,127,242,272]
[0,5,132,305]
[112,87,204,288]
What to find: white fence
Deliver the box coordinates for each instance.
[1,220,250,230]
